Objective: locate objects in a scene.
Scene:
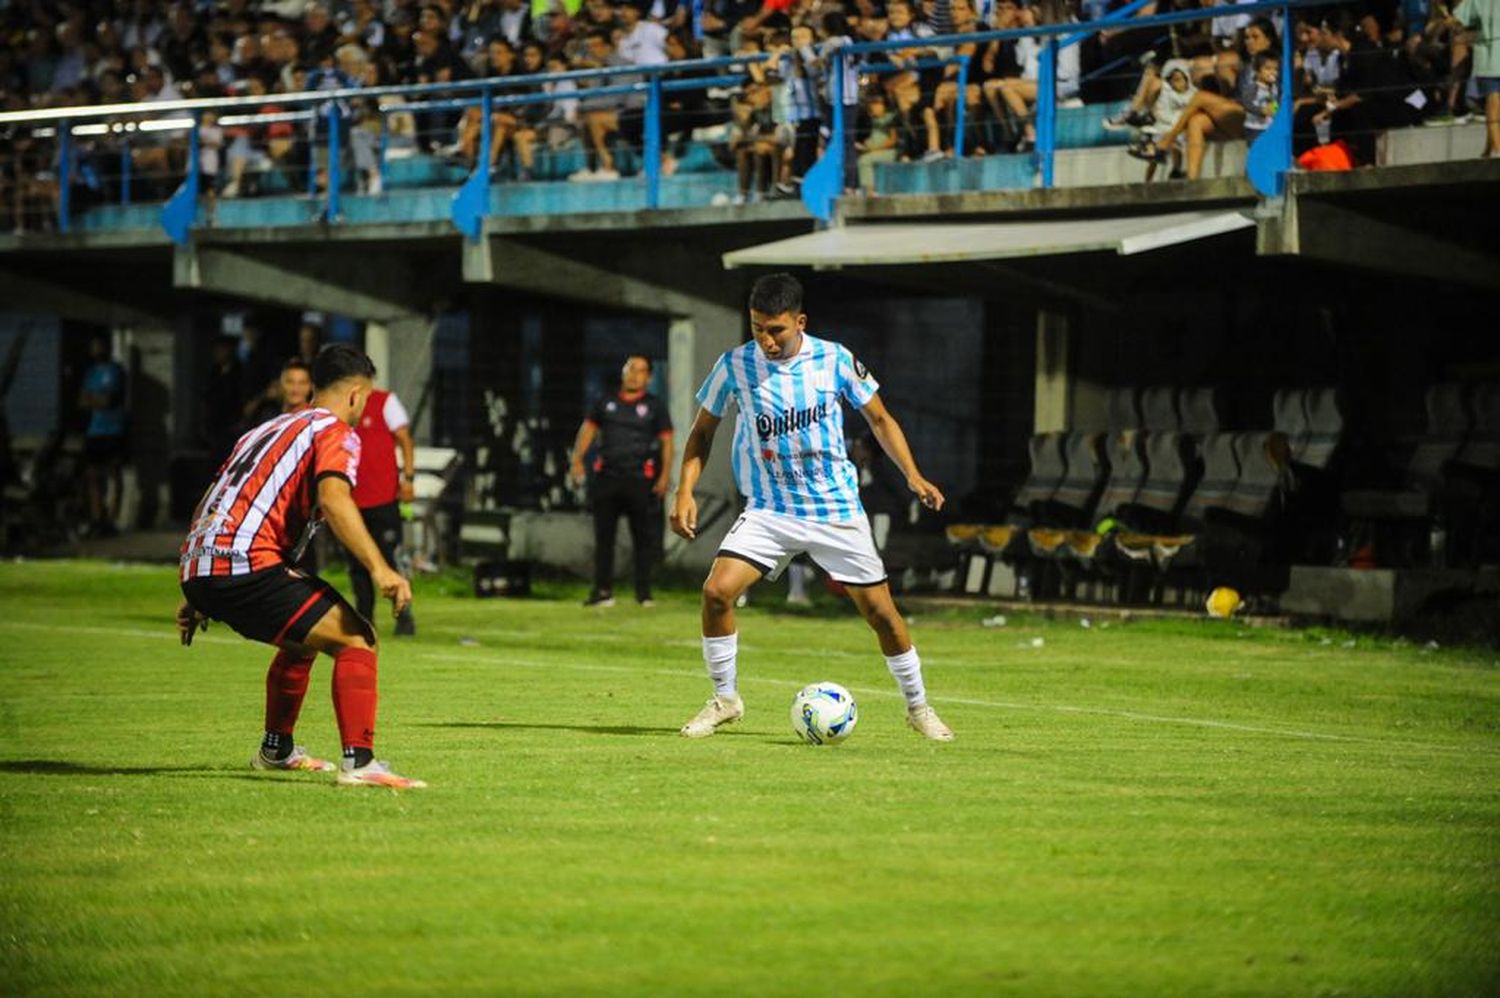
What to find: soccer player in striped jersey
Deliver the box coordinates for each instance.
[670,273,955,741]
[175,344,425,789]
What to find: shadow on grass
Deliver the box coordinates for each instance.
[0,759,322,784]
[420,720,751,737]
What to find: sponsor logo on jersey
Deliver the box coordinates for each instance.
[755,401,829,441]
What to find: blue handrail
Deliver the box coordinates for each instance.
[802,0,1340,215]
[12,0,1345,238]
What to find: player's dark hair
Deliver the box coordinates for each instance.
[748,272,803,315]
[281,357,311,375]
[311,343,376,389]
[628,354,654,372]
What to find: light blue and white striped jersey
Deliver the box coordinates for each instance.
[695,334,878,523]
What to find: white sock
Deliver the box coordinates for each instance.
[884,646,926,709]
[702,633,738,698]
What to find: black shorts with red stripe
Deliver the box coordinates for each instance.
[181,563,358,647]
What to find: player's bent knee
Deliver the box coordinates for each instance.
[702,579,738,612]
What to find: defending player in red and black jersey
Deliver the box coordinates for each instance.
[176,344,424,790]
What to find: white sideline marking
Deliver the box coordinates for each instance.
[412,651,1447,750]
[0,620,1469,752]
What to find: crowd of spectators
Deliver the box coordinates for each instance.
[0,0,1494,226]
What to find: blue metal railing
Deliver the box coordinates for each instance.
[810,0,1337,214]
[0,0,1343,238]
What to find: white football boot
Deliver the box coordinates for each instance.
[906,704,955,742]
[680,694,745,738]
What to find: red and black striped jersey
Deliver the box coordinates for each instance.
[179,408,361,580]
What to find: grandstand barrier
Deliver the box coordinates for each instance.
[0,0,1460,239]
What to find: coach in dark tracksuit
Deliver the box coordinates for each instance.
[569,355,674,607]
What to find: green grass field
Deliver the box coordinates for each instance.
[1,560,1497,996]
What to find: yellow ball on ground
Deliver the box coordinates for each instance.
[1206,586,1243,619]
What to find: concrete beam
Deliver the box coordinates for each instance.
[840,177,1256,223]
[1257,194,1500,291]
[173,244,425,320]
[462,235,739,317]
[0,268,167,327]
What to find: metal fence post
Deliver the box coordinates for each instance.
[57,120,72,233]
[120,137,131,207]
[378,110,389,193]
[479,86,493,190]
[327,100,342,220]
[1038,41,1056,188]
[645,75,662,209]
[954,54,971,160]
[832,50,846,196]
[1281,1,1294,178]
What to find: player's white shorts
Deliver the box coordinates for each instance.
[717,508,887,587]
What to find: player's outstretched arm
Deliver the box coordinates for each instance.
[859,394,945,512]
[671,407,721,540]
[318,476,412,615]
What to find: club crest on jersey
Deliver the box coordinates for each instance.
[606,401,617,413]
[755,401,829,440]
[636,403,648,417]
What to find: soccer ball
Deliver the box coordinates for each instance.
[790,682,858,745]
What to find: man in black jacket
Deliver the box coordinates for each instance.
[569,356,674,607]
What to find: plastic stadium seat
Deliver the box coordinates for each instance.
[1272,388,1308,457]
[1140,387,1179,432]
[1341,383,1468,520]
[1013,432,1069,518]
[1223,432,1293,521]
[1296,388,1345,471]
[1033,429,1144,562]
[1034,432,1108,530]
[1115,432,1240,568]
[1055,101,1133,149]
[1177,388,1222,438]
[945,431,1065,557]
[1119,431,1193,535]
[1454,384,1500,473]
[1106,387,1140,432]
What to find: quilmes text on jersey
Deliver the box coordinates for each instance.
[755,401,830,440]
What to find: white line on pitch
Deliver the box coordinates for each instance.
[411,650,1453,750]
[0,620,1475,753]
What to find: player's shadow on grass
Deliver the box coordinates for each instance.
[422,721,749,737]
[0,759,312,783]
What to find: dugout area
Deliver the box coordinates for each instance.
[2,161,1497,622]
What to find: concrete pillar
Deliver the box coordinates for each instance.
[666,305,741,499]
[1034,308,1071,433]
[367,315,434,443]
[121,323,175,528]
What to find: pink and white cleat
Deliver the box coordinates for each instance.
[251,745,338,773]
[336,759,428,790]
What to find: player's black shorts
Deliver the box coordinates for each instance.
[181,563,358,647]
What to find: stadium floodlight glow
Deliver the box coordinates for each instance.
[137,116,194,133]
[72,123,110,136]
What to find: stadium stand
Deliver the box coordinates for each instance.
[2,0,1494,233]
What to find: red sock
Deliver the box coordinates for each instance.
[265,650,315,736]
[331,647,378,751]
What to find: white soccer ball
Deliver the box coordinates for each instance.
[790,682,858,745]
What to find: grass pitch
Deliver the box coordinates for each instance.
[1,560,1497,996]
